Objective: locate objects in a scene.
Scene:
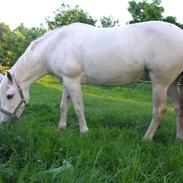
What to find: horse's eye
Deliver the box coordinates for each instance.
[7,94,14,100]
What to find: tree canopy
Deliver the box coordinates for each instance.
[128,0,164,23]
[0,24,45,66]
[46,3,97,30]
[128,0,183,29]
[100,16,119,28]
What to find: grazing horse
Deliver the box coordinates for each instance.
[0,21,183,141]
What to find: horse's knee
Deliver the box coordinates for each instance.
[74,105,83,117]
[153,105,167,119]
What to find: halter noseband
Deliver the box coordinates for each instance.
[0,77,26,119]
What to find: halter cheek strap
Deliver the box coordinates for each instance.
[0,77,26,119]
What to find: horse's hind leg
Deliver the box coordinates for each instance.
[58,88,70,129]
[144,83,168,140]
[167,80,183,141]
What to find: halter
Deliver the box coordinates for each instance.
[0,77,26,119]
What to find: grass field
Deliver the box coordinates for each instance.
[0,75,183,183]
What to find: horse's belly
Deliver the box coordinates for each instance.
[81,42,145,86]
[83,65,144,86]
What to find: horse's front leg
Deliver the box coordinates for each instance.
[63,77,89,133]
[58,88,71,129]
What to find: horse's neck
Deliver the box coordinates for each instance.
[11,51,48,90]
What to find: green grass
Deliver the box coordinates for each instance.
[0,75,183,183]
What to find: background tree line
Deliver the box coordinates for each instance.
[0,0,183,67]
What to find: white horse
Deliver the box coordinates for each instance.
[0,21,183,140]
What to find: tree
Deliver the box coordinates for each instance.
[15,24,45,41]
[14,23,46,54]
[128,0,164,23]
[163,16,183,29]
[0,23,10,41]
[46,3,97,30]
[0,23,11,65]
[128,0,183,29]
[100,16,119,27]
[1,24,45,66]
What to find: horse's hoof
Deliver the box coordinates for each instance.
[143,135,153,141]
[80,127,89,134]
[58,124,67,131]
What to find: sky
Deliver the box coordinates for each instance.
[0,0,183,29]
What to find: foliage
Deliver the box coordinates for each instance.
[128,0,164,23]
[0,23,10,41]
[100,16,119,27]
[163,16,183,29]
[0,23,45,66]
[128,0,183,29]
[46,3,97,30]
[15,24,46,42]
[0,23,11,65]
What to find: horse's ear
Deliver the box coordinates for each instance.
[7,72,13,83]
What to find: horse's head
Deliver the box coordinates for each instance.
[0,72,28,123]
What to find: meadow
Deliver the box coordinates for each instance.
[0,75,183,183]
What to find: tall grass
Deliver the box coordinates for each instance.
[0,75,182,183]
